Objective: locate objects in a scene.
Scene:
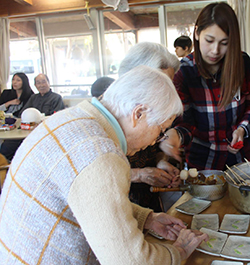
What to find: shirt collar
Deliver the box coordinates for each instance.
[91,97,127,154]
[39,89,52,97]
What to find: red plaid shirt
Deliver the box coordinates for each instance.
[173,52,250,170]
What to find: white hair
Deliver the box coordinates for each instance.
[118,42,180,77]
[101,65,183,126]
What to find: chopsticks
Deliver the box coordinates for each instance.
[225,164,250,186]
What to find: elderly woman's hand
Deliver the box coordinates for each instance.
[131,167,175,187]
[159,128,182,162]
[156,160,181,188]
[173,229,209,260]
[144,212,187,241]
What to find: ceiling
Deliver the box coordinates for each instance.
[2,0,216,38]
[1,0,213,17]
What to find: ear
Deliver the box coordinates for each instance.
[131,104,149,128]
[194,26,199,41]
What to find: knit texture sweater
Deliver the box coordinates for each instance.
[0,99,181,264]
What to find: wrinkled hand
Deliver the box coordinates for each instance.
[173,229,209,260]
[227,127,245,154]
[131,167,174,187]
[157,160,181,188]
[159,128,182,162]
[6,99,20,108]
[144,212,186,241]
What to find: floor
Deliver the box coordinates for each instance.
[160,191,183,212]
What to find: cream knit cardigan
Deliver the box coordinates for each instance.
[0,99,181,264]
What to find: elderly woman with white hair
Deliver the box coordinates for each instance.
[118,42,182,211]
[0,65,208,264]
[118,41,180,79]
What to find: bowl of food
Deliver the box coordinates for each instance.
[187,169,228,201]
[150,169,228,201]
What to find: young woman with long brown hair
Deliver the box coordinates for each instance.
[162,2,250,170]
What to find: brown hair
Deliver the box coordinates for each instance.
[194,2,244,107]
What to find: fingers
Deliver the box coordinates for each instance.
[146,213,188,241]
[157,161,180,177]
[169,176,181,188]
[173,229,208,260]
[159,141,182,162]
[227,145,240,154]
[140,168,173,186]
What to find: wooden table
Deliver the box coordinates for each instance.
[166,191,250,265]
[0,119,30,140]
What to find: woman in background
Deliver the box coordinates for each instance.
[161,2,250,170]
[0,72,34,117]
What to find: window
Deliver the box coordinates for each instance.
[42,14,95,97]
[9,19,41,93]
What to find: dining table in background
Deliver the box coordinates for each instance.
[0,119,31,140]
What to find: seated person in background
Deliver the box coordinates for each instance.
[0,74,65,161]
[20,73,65,116]
[0,72,34,117]
[0,65,208,264]
[92,42,181,212]
[174,36,192,58]
[91,76,115,98]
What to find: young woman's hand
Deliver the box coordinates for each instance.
[159,128,182,162]
[5,99,21,108]
[227,127,245,154]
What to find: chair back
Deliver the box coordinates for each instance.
[0,154,9,193]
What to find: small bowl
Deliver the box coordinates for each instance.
[5,118,17,125]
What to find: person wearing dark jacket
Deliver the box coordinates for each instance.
[0,73,64,161]
[0,72,34,117]
[20,73,64,116]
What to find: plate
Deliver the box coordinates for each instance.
[191,214,219,231]
[211,261,243,265]
[175,198,211,215]
[220,235,250,261]
[196,228,228,256]
[219,214,250,234]
[148,229,164,240]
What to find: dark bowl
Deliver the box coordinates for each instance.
[5,118,17,125]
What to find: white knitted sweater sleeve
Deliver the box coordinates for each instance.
[68,152,181,265]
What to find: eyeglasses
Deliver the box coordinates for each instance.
[156,125,169,143]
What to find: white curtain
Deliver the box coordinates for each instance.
[227,0,250,54]
[0,18,10,92]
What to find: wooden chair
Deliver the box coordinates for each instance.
[0,154,9,193]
